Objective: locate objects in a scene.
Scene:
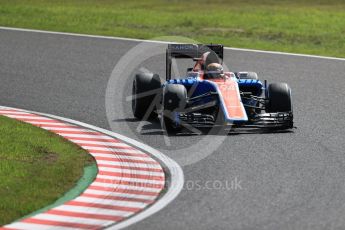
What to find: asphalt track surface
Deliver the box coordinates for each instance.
[1,28,345,230]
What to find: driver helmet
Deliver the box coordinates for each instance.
[205,63,224,79]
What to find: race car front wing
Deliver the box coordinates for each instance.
[179,111,293,129]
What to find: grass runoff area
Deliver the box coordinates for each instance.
[0,115,95,225]
[0,0,345,57]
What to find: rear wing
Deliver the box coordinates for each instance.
[166,44,224,80]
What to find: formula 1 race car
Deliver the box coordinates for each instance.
[132,44,293,133]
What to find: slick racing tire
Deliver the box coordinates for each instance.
[266,83,292,113]
[237,72,259,80]
[132,72,162,120]
[162,84,187,133]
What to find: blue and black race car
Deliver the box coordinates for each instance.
[132,44,293,133]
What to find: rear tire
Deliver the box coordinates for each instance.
[132,72,161,120]
[237,72,259,80]
[162,84,187,133]
[266,83,292,112]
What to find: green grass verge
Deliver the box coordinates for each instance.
[0,115,96,225]
[0,0,345,57]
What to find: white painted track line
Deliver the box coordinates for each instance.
[5,222,81,230]
[1,26,344,61]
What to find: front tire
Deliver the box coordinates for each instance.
[266,83,293,129]
[162,84,187,133]
[132,72,161,120]
[266,83,292,113]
